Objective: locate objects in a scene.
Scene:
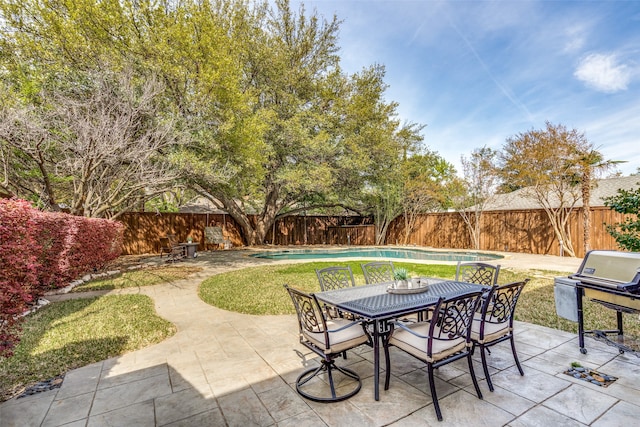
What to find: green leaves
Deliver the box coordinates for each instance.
[604,186,640,251]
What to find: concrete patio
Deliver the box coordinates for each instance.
[1,249,639,426]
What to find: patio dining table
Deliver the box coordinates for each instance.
[315,279,484,401]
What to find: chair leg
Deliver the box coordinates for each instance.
[383,337,392,390]
[296,360,362,403]
[467,353,483,399]
[427,364,443,421]
[510,336,525,376]
[479,344,494,392]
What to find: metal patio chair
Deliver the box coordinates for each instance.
[455,261,501,287]
[284,285,370,402]
[316,266,357,291]
[471,279,529,392]
[383,289,484,421]
[361,261,395,284]
[159,235,185,261]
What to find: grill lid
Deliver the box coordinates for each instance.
[570,250,640,293]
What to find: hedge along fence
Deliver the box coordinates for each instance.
[0,198,123,357]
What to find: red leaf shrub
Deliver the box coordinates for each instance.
[0,199,123,357]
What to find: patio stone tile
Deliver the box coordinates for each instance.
[98,363,168,390]
[161,408,227,427]
[464,384,536,416]
[543,383,618,424]
[257,384,311,422]
[347,376,430,426]
[241,360,281,385]
[512,340,552,357]
[87,400,155,427]
[54,361,102,400]
[389,389,513,426]
[154,386,216,426]
[384,347,430,375]
[275,410,328,427]
[515,328,575,351]
[337,359,375,381]
[397,368,460,398]
[598,380,640,404]
[250,373,289,395]
[490,366,571,403]
[90,373,171,416]
[57,420,88,427]
[474,345,523,371]
[508,405,587,427]
[599,356,640,391]
[592,401,640,427]
[41,391,94,427]
[206,375,250,397]
[545,344,619,367]
[430,360,468,381]
[217,387,275,427]
[0,389,57,427]
[306,397,377,427]
[167,363,211,393]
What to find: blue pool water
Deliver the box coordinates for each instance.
[250,247,503,262]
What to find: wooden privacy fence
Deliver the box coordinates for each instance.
[117,213,372,255]
[118,207,627,258]
[386,206,626,259]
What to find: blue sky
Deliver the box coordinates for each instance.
[292,0,640,176]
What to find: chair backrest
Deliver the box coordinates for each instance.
[361,261,395,284]
[316,266,356,291]
[428,290,483,355]
[166,234,180,246]
[479,280,529,329]
[205,227,226,244]
[284,285,328,347]
[159,237,171,249]
[455,262,500,286]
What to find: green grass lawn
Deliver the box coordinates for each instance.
[199,260,640,337]
[72,265,203,292]
[0,295,175,401]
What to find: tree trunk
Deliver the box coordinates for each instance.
[582,171,592,255]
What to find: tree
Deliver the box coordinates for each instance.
[1,0,423,244]
[0,68,184,218]
[499,122,593,257]
[400,151,460,244]
[571,150,623,253]
[603,185,640,251]
[174,1,416,245]
[455,146,499,250]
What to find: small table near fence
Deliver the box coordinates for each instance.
[180,242,199,258]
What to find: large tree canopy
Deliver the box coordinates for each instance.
[498,122,604,257]
[1,0,428,243]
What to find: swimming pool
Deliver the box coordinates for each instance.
[250,247,503,262]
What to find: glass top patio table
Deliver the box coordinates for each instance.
[315,279,484,401]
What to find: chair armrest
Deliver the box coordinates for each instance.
[327,319,367,333]
[389,320,430,339]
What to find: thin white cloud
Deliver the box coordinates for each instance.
[563,24,586,53]
[574,53,632,93]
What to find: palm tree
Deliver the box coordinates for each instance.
[577,150,624,255]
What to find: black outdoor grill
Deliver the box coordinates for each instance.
[568,250,640,356]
